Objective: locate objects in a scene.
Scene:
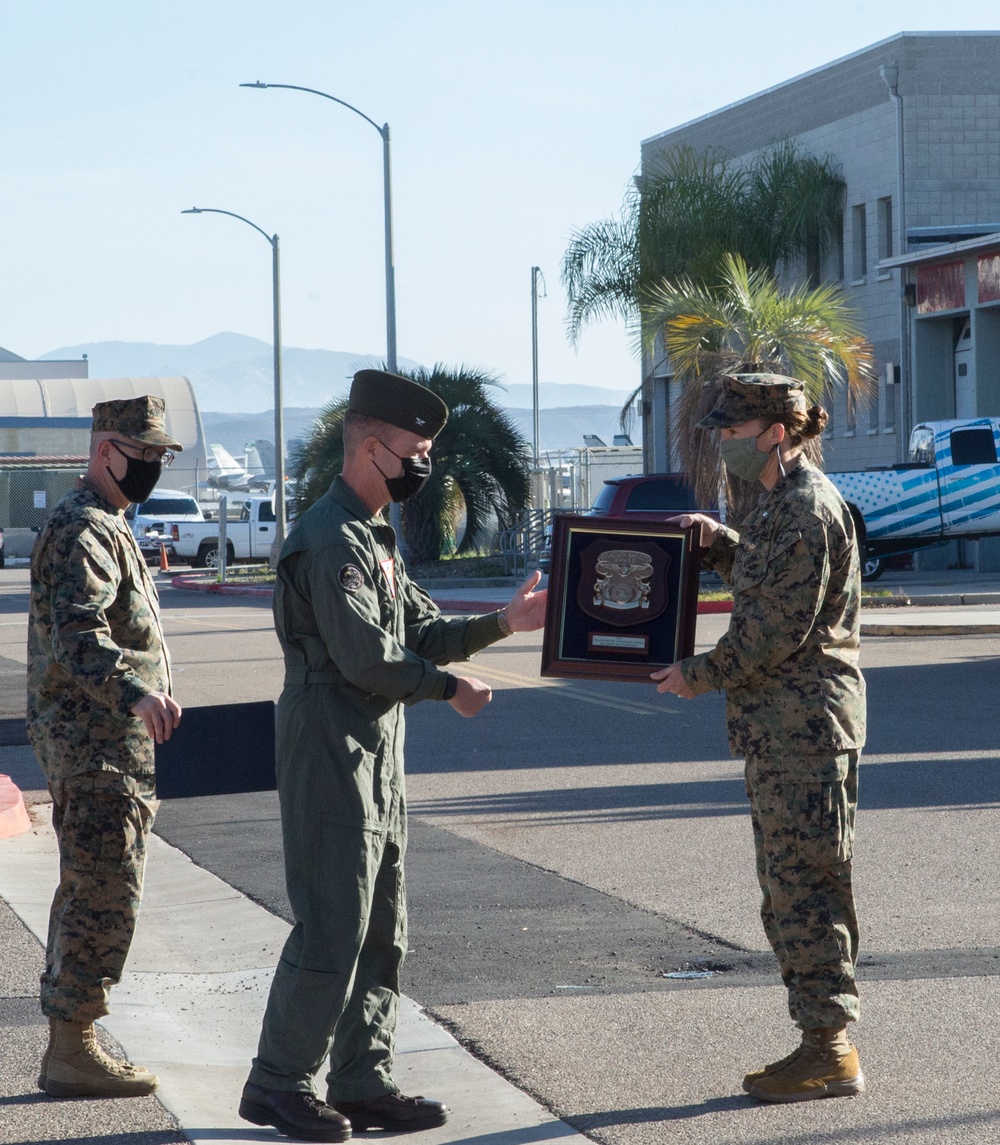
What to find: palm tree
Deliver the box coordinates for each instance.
[290,364,532,563]
[562,140,846,347]
[641,253,875,521]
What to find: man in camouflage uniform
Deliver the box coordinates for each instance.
[653,374,866,1103]
[239,370,548,1143]
[27,395,183,1099]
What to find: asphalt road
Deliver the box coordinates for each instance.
[4,569,1000,1143]
[146,606,1000,995]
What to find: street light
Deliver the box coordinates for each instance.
[240,81,396,373]
[530,267,546,471]
[181,207,286,562]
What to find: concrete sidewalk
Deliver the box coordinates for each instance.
[0,781,586,1145]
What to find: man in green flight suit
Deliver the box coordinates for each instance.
[240,369,548,1143]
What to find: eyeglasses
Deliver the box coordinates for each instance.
[110,440,175,468]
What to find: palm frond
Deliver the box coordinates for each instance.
[640,252,875,523]
[563,139,848,348]
[289,365,531,561]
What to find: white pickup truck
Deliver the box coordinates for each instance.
[125,489,204,562]
[829,418,1000,580]
[168,495,277,567]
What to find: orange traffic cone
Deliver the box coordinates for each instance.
[159,543,170,574]
[0,774,30,839]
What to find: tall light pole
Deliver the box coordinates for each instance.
[530,267,545,470]
[240,82,396,372]
[181,207,286,562]
[242,81,405,547]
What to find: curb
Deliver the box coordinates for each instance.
[861,622,1000,636]
[169,573,273,597]
[166,576,1000,630]
[433,597,736,615]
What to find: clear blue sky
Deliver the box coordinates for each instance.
[3,1,998,404]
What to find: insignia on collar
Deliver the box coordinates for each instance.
[339,564,364,592]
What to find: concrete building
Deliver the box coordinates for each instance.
[0,374,209,556]
[0,345,89,380]
[640,31,1000,476]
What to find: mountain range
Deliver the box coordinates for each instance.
[40,333,636,453]
[41,333,634,412]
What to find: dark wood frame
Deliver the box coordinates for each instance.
[541,515,701,682]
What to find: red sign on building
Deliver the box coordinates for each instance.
[978,253,1000,304]
[917,261,965,314]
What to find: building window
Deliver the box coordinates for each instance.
[845,390,857,435]
[884,363,897,431]
[835,213,845,282]
[868,375,880,433]
[852,204,867,280]
[877,197,893,263]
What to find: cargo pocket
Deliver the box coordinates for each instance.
[792,778,855,867]
[59,790,152,905]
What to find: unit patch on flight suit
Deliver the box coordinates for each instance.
[339,564,364,592]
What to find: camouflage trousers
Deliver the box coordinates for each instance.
[745,751,861,1029]
[41,779,157,1022]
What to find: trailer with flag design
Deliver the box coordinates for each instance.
[828,419,1000,580]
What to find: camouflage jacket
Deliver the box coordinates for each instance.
[680,459,866,759]
[273,475,505,831]
[27,482,170,791]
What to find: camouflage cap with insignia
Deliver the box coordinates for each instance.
[348,370,448,439]
[698,373,807,430]
[91,395,183,450]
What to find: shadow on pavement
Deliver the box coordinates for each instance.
[569,1095,748,1126]
[0,1125,185,1145]
[409,750,1000,822]
[431,1124,579,1145]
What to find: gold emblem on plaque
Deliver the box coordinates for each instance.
[592,549,654,611]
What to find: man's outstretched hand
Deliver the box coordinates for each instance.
[501,569,547,632]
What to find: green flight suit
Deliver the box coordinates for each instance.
[250,476,506,1098]
[681,459,866,1029]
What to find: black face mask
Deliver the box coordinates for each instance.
[107,443,163,504]
[374,440,432,503]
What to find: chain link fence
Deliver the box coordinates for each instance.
[491,446,644,575]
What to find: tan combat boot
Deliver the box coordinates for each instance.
[40,1019,159,1098]
[741,1041,805,1093]
[747,1026,865,1103]
[36,1021,55,1090]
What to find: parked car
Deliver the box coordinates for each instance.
[125,489,204,562]
[538,473,716,572]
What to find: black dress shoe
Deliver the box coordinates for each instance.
[240,1082,352,1142]
[332,1092,449,1132]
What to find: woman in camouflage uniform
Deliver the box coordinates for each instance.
[653,373,866,1104]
